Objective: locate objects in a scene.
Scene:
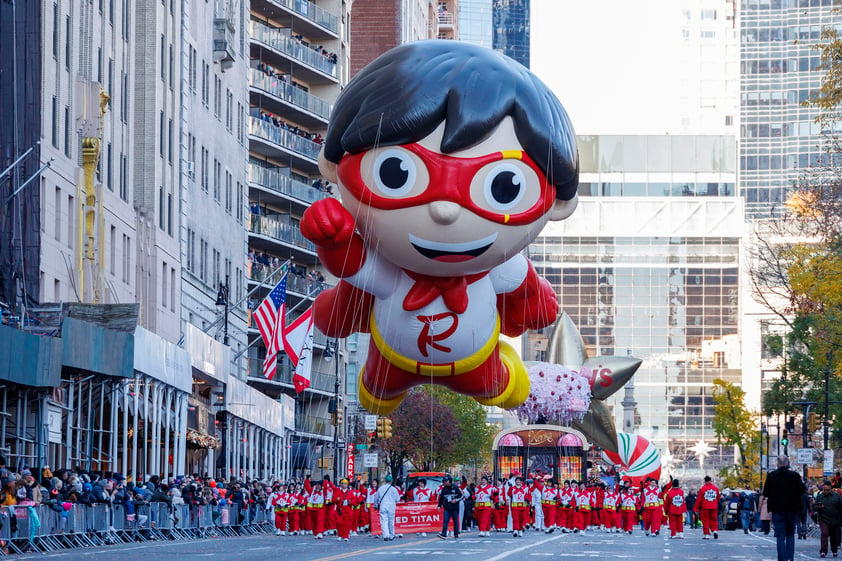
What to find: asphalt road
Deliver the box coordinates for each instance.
[11,527,823,561]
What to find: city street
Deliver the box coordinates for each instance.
[9,527,821,561]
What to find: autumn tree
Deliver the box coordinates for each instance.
[380,389,459,480]
[426,387,496,472]
[711,379,761,489]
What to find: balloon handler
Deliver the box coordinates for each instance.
[301,40,579,414]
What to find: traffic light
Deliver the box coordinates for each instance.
[376,417,385,439]
[781,429,789,447]
[336,409,343,426]
[808,412,818,433]
[382,418,393,439]
[366,431,376,447]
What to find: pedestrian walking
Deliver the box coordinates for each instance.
[694,475,720,539]
[760,493,772,534]
[373,475,400,541]
[814,481,842,558]
[438,475,463,539]
[739,491,756,533]
[763,455,807,561]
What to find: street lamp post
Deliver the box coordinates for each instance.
[327,339,341,481]
[215,275,230,346]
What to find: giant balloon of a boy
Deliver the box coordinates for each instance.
[301,41,579,415]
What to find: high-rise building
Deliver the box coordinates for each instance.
[349,0,444,78]
[493,0,529,67]
[245,0,351,478]
[458,0,493,49]
[530,0,742,477]
[739,0,838,219]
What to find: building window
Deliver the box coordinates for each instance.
[64,106,71,157]
[213,159,221,201]
[120,154,128,201]
[51,97,58,147]
[160,34,166,81]
[65,16,71,68]
[110,225,116,275]
[106,142,113,190]
[67,194,74,249]
[168,118,173,163]
[54,187,61,242]
[236,181,243,224]
[225,171,232,214]
[167,192,173,235]
[159,111,165,157]
[52,3,59,59]
[162,262,168,309]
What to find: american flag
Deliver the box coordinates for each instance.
[254,275,287,380]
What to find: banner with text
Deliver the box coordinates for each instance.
[370,503,441,535]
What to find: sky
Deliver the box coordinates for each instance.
[530,0,693,135]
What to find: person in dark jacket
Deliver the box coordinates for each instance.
[437,475,463,539]
[814,481,842,558]
[763,455,807,561]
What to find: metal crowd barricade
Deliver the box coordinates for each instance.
[0,499,278,556]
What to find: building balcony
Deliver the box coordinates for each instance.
[247,261,327,300]
[249,69,331,128]
[248,116,321,172]
[247,358,337,396]
[250,21,339,84]
[296,413,334,438]
[251,0,340,38]
[438,13,454,28]
[248,162,330,207]
[247,212,317,255]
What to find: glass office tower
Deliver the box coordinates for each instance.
[529,135,743,477]
[492,0,529,67]
[740,0,838,219]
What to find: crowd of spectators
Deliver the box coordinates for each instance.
[290,34,338,64]
[256,111,324,145]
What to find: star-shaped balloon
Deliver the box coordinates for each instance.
[544,312,643,454]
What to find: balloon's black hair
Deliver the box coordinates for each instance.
[323,40,579,201]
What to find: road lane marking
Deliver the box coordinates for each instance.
[314,537,439,561]
[483,534,566,561]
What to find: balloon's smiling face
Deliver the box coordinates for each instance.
[324,117,576,276]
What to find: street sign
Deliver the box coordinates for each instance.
[824,449,835,476]
[364,414,378,431]
[355,444,367,450]
[347,453,355,479]
[326,442,335,449]
[363,452,378,468]
[797,447,814,465]
[337,441,346,449]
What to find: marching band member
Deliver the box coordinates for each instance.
[557,480,575,533]
[474,476,496,537]
[493,478,509,532]
[541,479,558,533]
[508,476,530,537]
[619,483,639,534]
[304,477,326,539]
[601,484,619,532]
[641,478,663,536]
[334,478,358,542]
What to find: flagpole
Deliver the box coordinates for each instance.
[230,281,324,363]
[201,260,291,336]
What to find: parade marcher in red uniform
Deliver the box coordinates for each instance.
[540,479,558,533]
[323,476,339,536]
[364,480,378,534]
[409,479,435,536]
[620,484,639,534]
[304,477,327,538]
[665,479,686,539]
[557,481,574,532]
[592,484,604,530]
[601,484,619,532]
[493,478,509,532]
[300,483,312,534]
[287,483,303,535]
[269,484,289,535]
[641,478,663,537]
[694,475,720,540]
[474,476,495,537]
[573,482,590,532]
[509,477,530,537]
[334,478,358,542]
